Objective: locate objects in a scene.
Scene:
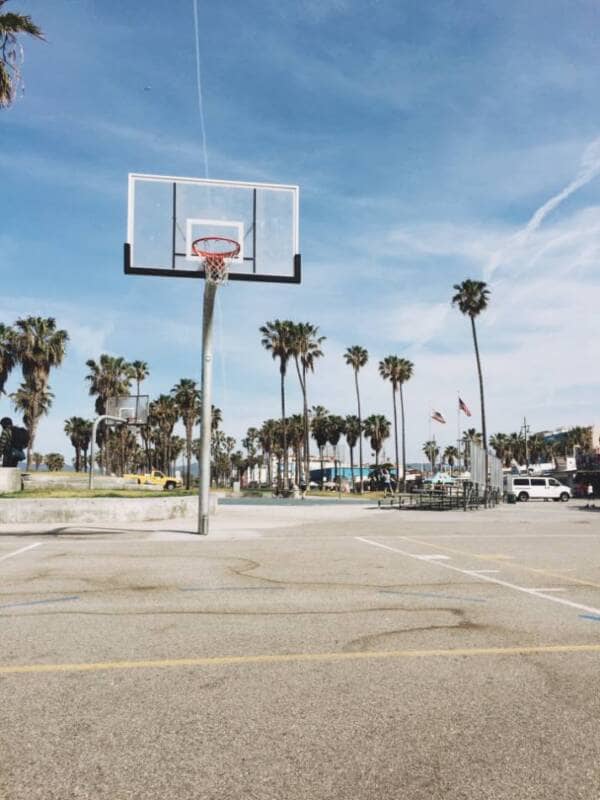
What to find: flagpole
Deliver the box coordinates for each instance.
[457,390,461,473]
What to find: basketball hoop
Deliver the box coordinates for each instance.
[192,236,240,285]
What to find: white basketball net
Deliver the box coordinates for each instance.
[203,255,230,285]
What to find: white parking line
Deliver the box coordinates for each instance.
[0,543,42,564]
[356,537,600,616]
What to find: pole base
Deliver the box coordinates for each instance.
[198,514,209,536]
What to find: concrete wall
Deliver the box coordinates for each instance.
[0,468,22,493]
[0,494,217,524]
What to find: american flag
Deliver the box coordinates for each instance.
[431,410,446,424]
[458,397,472,417]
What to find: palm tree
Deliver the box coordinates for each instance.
[0,323,15,394]
[129,360,149,417]
[461,428,482,470]
[344,415,361,491]
[452,279,490,486]
[211,405,222,432]
[11,381,52,463]
[423,440,439,472]
[64,416,90,472]
[44,452,64,472]
[0,1,44,108]
[290,322,325,486]
[85,355,132,415]
[258,419,279,486]
[378,356,414,492]
[12,316,68,468]
[443,445,459,475]
[363,414,391,468]
[86,354,132,473]
[287,414,305,485]
[148,395,178,474]
[326,415,346,484]
[490,433,510,467]
[32,451,43,470]
[344,346,368,492]
[172,378,201,489]
[260,320,294,489]
[311,406,330,488]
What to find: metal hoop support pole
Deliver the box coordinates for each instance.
[198,280,217,535]
[88,415,127,490]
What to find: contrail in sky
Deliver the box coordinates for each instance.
[486,135,600,278]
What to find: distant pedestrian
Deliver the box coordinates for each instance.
[587,483,594,502]
[382,468,392,495]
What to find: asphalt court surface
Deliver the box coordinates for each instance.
[1,501,600,799]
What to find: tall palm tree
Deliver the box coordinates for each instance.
[172,378,201,489]
[378,357,414,492]
[344,346,368,492]
[423,440,439,472]
[0,1,44,108]
[452,279,490,485]
[12,316,68,468]
[363,414,391,468]
[260,320,294,488]
[0,323,15,394]
[130,360,149,408]
[344,415,361,491]
[290,322,325,485]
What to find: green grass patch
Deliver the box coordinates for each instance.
[0,488,200,500]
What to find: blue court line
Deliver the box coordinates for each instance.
[579,614,600,622]
[180,586,285,592]
[380,590,487,603]
[0,595,80,610]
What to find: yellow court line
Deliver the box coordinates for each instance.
[397,534,600,590]
[2,643,600,675]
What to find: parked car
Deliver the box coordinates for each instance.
[505,476,570,502]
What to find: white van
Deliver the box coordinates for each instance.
[507,476,571,502]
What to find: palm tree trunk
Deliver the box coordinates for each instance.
[471,316,488,487]
[399,383,407,492]
[349,444,355,491]
[302,365,310,486]
[280,367,288,489]
[319,445,324,489]
[355,369,363,493]
[185,421,193,489]
[392,384,400,494]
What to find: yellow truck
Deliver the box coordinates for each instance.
[124,470,183,491]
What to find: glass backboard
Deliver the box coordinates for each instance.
[125,173,301,283]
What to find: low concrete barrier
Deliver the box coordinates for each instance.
[0,468,22,493]
[0,494,217,524]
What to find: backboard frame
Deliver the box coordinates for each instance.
[124,173,301,284]
[105,394,149,426]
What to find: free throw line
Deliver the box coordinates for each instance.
[356,537,600,617]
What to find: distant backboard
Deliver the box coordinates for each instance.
[106,395,149,425]
[125,173,301,283]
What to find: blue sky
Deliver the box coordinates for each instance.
[2,0,600,463]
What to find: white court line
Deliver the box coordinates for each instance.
[535,587,567,593]
[418,554,450,560]
[0,543,42,564]
[470,569,500,574]
[356,537,600,617]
